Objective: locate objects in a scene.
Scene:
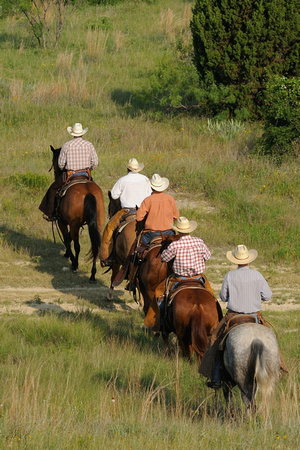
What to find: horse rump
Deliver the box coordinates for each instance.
[223,324,281,413]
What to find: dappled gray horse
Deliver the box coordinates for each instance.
[222,323,281,415]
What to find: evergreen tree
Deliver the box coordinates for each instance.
[191,0,300,119]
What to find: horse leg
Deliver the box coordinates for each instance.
[223,383,235,418]
[161,331,171,356]
[107,262,121,300]
[72,233,80,273]
[58,220,74,261]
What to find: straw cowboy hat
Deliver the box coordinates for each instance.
[172,216,197,234]
[67,123,88,136]
[149,173,169,192]
[226,244,258,265]
[126,158,144,172]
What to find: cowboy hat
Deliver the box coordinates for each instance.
[226,245,258,265]
[172,216,197,234]
[149,173,169,192]
[126,158,144,172]
[67,123,88,136]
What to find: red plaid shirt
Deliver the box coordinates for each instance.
[58,137,98,171]
[161,235,211,277]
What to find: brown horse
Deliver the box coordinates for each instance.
[104,192,137,300]
[51,146,105,281]
[135,234,222,360]
[162,284,222,361]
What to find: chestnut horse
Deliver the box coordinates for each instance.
[51,146,105,281]
[135,234,222,360]
[105,192,137,300]
[162,284,222,361]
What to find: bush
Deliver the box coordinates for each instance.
[255,76,300,162]
[191,0,300,119]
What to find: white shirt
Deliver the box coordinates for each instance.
[111,172,152,209]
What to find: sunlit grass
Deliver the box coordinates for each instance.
[0,312,298,448]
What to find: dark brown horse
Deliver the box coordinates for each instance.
[51,146,105,281]
[103,192,136,300]
[135,234,222,360]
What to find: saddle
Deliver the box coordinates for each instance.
[54,176,94,218]
[219,314,257,351]
[100,209,136,264]
[64,168,91,184]
[155,273,214,303]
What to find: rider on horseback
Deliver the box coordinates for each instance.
[117,173,179,292]
[100,158,152,267]
[199,244,288,390]
[136,174,180,244]
[158,217,213,325]
[39,123,98,221]
[161,216,211,280]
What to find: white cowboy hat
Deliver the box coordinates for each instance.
[226,245,258,265]
[126,158,144,172]
[172,216,197,234]
[149,173,169,192]
[67,123,88,136]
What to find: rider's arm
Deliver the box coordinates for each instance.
[90,145,98,169]
[58,146,67,170]
[161,242,176,262]
[259,274,272,301]
[110,179,122,200]
[219,272,229,303]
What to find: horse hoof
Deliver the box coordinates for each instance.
[72,268,78,273]
[89,277,96,283]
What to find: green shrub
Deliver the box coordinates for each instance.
[191,0,300,119]
[8,173,49,190]
[255,76,300,162]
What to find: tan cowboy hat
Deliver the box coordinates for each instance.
[149,173,169,192]
[126,158,144,172]
[226,245,258,265]
[67,123,88,136]
[172,216,197,234]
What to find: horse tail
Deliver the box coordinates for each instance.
[250,339,276,407]
[84,193,101,260]
[191,304,209,359]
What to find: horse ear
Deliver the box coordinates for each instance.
[108,190,111,199]
[50,145,55,152]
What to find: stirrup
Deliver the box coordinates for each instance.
[43,214,56,222]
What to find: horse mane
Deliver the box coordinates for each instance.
[50,145,63,178]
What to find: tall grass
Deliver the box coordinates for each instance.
[0,311,298,448]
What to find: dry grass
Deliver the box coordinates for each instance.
[86,29,110,60]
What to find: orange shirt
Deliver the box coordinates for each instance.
[136,192,179,230]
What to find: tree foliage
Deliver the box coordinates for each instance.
[191,0,300,119]
[1,0,80,49]
[255,76,300,162]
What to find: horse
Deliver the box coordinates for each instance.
[50,146,105,281]
[135,233,222,359]
[104,192,137,300]
[162,284,223,361]
[221,323,281,415]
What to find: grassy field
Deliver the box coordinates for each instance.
[0,0,299,447]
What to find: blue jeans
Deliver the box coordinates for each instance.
[141,229,175,245]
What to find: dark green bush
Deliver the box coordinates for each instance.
[255,76,300,162]
[191,0,300,119]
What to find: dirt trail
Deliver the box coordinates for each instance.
[0,279,299,316]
